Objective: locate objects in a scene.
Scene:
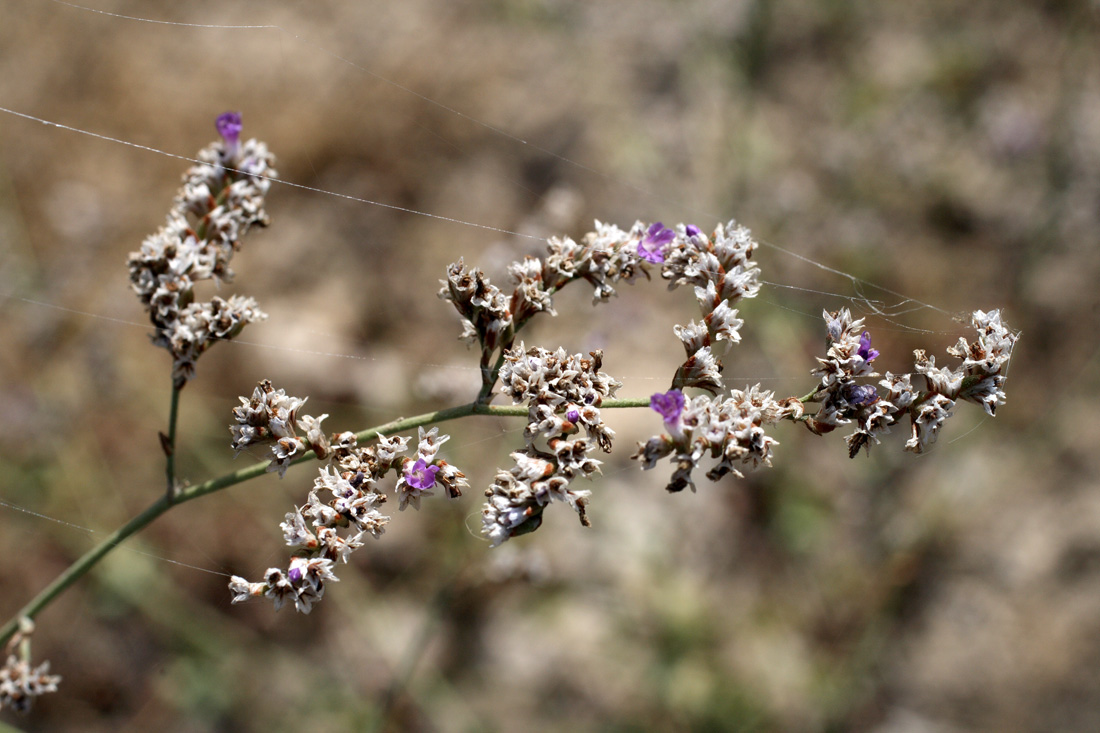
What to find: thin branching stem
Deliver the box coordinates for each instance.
[164,380,182,502]
[799,388,821,403]
[0,397,650,646]
[476,351,508,404]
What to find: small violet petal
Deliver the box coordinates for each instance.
[646,222,676,245]
[650,389,686,422]
[637,246,664,264]
[216,111,243,145]
[639,221,675,264]
[858,331,879,362]
[405,458,440,490]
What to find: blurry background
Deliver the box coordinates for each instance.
[1,0,1098,731]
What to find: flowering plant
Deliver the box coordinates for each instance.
[0,113,1017,713]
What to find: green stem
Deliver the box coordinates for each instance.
[476,351,507,404]
[798,388,821,403]
[165,381,182,501]
[0,398,649,645]
[16,624,31,662]
[0,493,173,649]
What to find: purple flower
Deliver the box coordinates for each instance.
[288,566,303,583]
[566,408,580,423]
[650,389,685,422]
[858,331,879,362]
[638,222,675,264]
[844,383,879,407]
[405,458,440,490]
[215,111,243,157]
[685,224,702,238]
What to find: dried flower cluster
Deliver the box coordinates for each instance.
[0,656,61,714]
[439,219,759,396]
[803,308,1017,457]
[659,220,761,393]
[804,307,888,453]
[497,344,620,450]
[127,112,275,385]
[483,344,622,546]
[633,307,1017,492]
[0,622,60,714]
[230,379,331,477]
[924,309,1017,417]
[633,386,801,492]
[437,221,644,382]
[229,383,468,613]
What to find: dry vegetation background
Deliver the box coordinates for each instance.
[1,0,1099,731]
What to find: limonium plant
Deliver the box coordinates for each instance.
[0,113,1018,712]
